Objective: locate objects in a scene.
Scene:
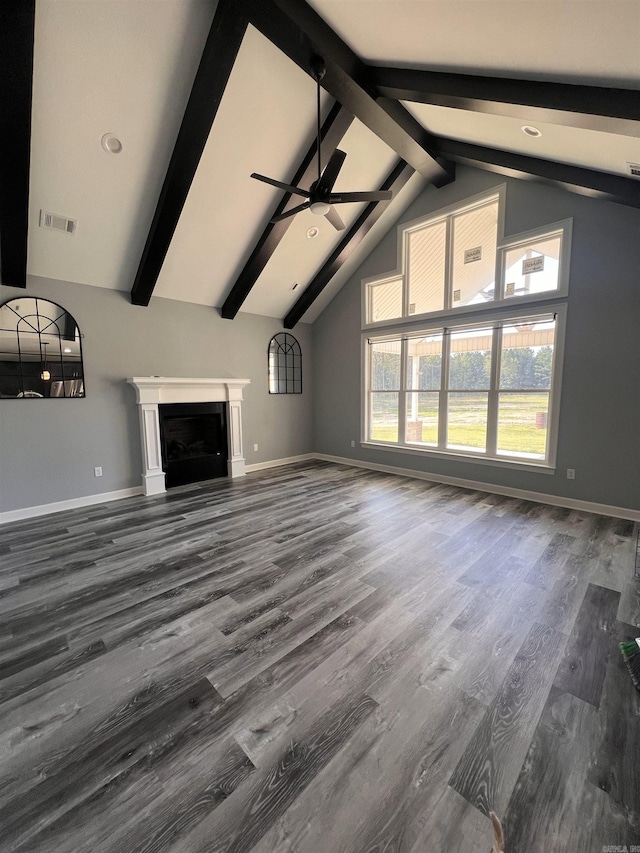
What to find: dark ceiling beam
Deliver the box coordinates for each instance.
[245,0,454,186]
[431,137,640,209]
[0,0,35,289]
[284,159,416,329]
[130,0,247,306]
[371,67,640,135]
[221,103,354,320]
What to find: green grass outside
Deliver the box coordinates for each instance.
[371,393,548,456]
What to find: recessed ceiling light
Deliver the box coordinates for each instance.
[521,125,542,138]
[306,226,320,239]
[101,133,123,154]
[63,347,71,353]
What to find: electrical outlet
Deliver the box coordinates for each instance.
[94,466,103,477]
[566,468,575,480]
[253,444,259,452]
[350,440,355,448]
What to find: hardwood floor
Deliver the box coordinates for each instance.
[0,460,638,852]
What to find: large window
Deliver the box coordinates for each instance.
[366,311,562,466]
[364,186,571,328]
[363,188,570,470]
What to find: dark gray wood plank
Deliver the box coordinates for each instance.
[523,532,576,589]
[554,582,620,708]
[587,620,640,830]
[0,460,634,853]
[505,685,640,852]
[171,692,378,853]
[449,620,565,815]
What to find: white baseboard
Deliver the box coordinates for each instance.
[315,453,640,522]
[0,487,144,525]
[245,453,315,473]
[4,454,637,525]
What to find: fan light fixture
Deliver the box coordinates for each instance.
[310,200,331,216]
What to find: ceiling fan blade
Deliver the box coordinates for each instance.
[271,201,311,222]
[316,149,347,194]
[324,206,345,231]
[329,190,393,204]
[251,173,310,199]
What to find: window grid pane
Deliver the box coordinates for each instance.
[500,319,555,390]
[451,201,498,308]
[447,392,489,452]
[370,392,399,443]
[503,234,561,299]
[448,327,492,390]
[405,392,439,445]
[497,391,549,459]
[406,334,442,390]
[371,340,401,390]
[407,221,446,315]
[371,279,403,323]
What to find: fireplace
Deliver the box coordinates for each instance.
[159,402,227,488]
[127,377,251,496]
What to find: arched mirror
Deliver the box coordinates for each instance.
[268,333,302,394]
[0,298,85,398]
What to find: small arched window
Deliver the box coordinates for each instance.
[0,298,85,398]
[268,333,302,394]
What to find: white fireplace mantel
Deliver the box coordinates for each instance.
[128,377,251,496]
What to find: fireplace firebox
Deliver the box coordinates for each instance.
[158,402,227,488]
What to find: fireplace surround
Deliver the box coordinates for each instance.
[128,377,250,496]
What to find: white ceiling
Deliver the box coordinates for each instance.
[307,0,640,84]
[26,0,640,325]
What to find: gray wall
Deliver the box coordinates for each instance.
[313,166,640,512]
[0,277,313,512]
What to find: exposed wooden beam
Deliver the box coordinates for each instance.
[283,159,416,329]
[371,67,640,136]
[220,103,354,320]
[431,137,640,209]
[0,0,35,289]
[130,0,247,306]
[245,0,454,186]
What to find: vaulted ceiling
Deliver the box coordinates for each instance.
[2,0,639,327]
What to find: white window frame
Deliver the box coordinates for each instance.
[362,185,507,329]
[360,187,572,472]
[362,303,567,473]
[496,219,572,308]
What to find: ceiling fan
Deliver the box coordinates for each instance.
[250,56,393,232]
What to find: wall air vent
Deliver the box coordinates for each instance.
[39,210,77,235]
[627,163,640,179]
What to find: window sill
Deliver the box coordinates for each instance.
[360,441,556,475]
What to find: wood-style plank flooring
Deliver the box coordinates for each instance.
[1,460,639,852]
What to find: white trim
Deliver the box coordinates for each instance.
[245,454,315,473]
[128,376,251,494]
[363,185,506,328]
[3,458,637,525]
[496,218,572,308]
[0,487,144,525]
[364,303,565,469]
[314,454,640,522]
[360,440,555,475]
[127,376,251,405]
